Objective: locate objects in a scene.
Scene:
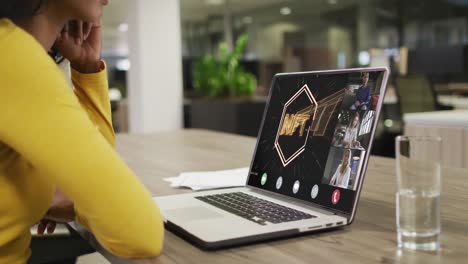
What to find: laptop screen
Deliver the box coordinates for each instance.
[247,69,387,214]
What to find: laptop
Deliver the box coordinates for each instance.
[154,68,389,250]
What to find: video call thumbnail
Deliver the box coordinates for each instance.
[342,72,380,112]
[331,110,376,150]
[321,147,366,191]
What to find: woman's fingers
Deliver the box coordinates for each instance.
[83,22,93,40]
[61,22,69,41]
[58,20,94,45]
[75,20,84,45]
[37,220,46,236]
[56,23,68,42]
[46,221,57,234]
[68,20,83,45]
[37,219,57,235]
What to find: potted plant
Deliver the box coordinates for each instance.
[187,35,266,136]
[193,35,257,97]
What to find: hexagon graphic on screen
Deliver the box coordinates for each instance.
[275,84,317,167]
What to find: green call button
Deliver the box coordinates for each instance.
[261,173,268,185]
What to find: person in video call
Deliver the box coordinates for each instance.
[350,72,371,110]
[0,1,164,263]
[342,112,362,148]
[329,149,352,189]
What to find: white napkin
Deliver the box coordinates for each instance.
[164,167,249,191]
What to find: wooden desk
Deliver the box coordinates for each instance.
[80,129,468,264]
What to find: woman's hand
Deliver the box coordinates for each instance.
[37,219,55,235]
[54,20,102,73]
[37,188,75,235]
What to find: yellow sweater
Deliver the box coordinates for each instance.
[0,19,164,263]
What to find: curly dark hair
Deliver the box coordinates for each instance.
[0,0,46,22]
[1,0,63,64]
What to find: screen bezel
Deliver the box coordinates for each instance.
[245,67,390,221]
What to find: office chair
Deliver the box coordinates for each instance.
[370,75,452,158]
[394,75,453,114]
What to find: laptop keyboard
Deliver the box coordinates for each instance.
[195,192,315,225]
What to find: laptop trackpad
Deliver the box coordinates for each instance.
[165,206,224,222]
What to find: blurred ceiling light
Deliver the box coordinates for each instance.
[328,0,338,4]
[280,7,292,16]
[358,51,370,66]
[205,0,225,5]
[118,23,128,32]
[242,16,253,24]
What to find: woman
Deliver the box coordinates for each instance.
[342,112,361,148]
[329,149,352,189]
[0,1,164,263]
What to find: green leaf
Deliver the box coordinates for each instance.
[192,34,256,97]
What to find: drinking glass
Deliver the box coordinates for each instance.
[395,136,442,251]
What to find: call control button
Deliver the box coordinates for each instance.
[293,180,300,194]
[332,189,340,205]
[261,173,268,185]
[276,177,283,189]
[311,185,319,199]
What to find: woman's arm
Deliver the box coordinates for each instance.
[350,129,359,147]
[0,50,163,258]
[341,167,351,188]
[329,166,340,186]
[71,62,115,146]
[38,65,114,235]
[55,21,115,147]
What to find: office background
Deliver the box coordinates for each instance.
[100,0,468,158]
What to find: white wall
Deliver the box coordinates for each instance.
[127,0,183,133]
[254,22,300,61]
[328,26,353,68]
